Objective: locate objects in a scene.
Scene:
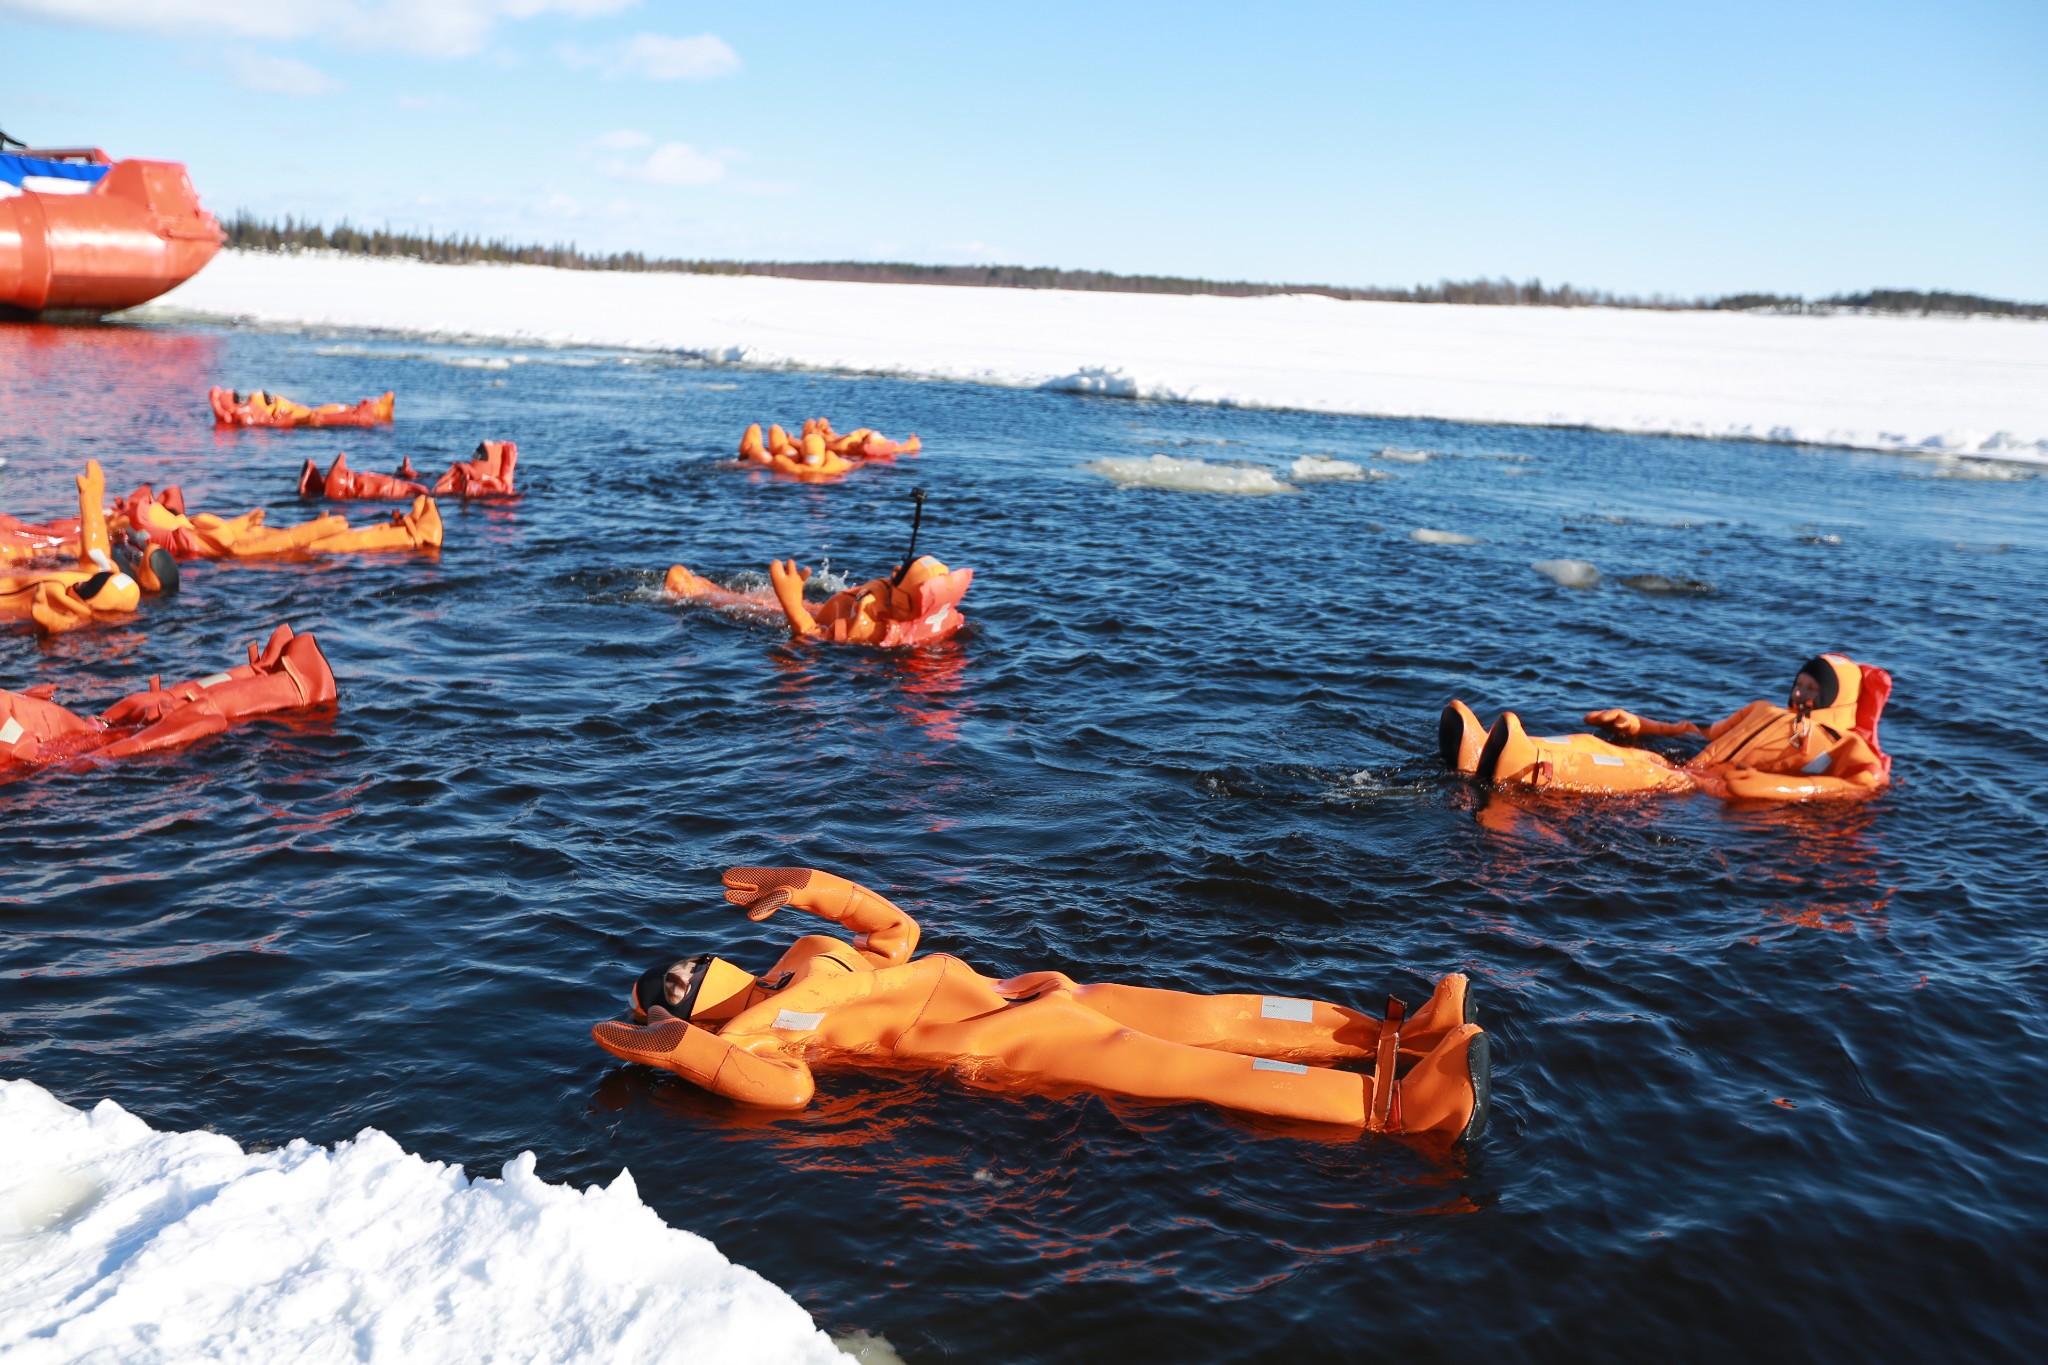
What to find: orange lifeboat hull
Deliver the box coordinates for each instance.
[0,152,224,316]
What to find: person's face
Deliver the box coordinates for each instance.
[1790,671,1823,709]
[649,959,701,1014]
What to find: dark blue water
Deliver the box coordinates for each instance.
[3,321,2044,1362]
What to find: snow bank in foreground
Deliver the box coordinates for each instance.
[0,1078,849,1365]
[132,252,2048,462]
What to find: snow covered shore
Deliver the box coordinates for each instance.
[135,251,2048,461]
[0,1078,856,1365]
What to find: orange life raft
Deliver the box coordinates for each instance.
[1,623,335,776]
[115,483,443,560]
[1,144,224,316]
[592,867,1490,1141]
[663,554,972,647]
[209,387,396,429]
[1441,653,1893,803]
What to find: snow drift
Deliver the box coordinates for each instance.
[0,1078,853,1365]
[133,252,2048,462]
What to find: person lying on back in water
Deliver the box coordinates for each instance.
[592,867,1491,1142]
[1438,653,1893,802]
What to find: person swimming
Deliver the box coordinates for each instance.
[592,867,1490,1141]
[1439,653,1893,802]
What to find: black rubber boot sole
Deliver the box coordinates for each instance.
[147,547,179,596]
[1437,703,1469,769]
[1460,1031,1492,1143]
[1476,716,1514,785]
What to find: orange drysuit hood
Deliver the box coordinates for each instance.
[634,956,757,1024]
[1796,654,1861,725]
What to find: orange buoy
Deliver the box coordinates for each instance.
[1,623,336,774]
[209,387,395,429]
[1442,654,1894,802]
[592,867,1490,1140]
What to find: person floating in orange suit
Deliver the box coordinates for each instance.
[664,489,972,646]
[1,623,336,777]
[430,440,518,498]
[116,483,443,560]
[1440,653,1893,802]
[592,868,1491,1142]
[209,387,395,428]
[738,420,919,481]
[0,461,176,635]
[297,451,428,502]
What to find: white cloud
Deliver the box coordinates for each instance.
[614,32,739,80]
[559,31,740,80]
[627,142,726,186]
[594,139,727,186]
[0,1,639,57]
[228,53,344,95]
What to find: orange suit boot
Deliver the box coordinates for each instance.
[1440,653,1893,803]
[1,623,336,774]
[592,867,1491,1142]
[0,461,162,635]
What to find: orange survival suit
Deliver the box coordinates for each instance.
[0,461,175,635]
[591,868,1491,1142]
[661,554,973,647]
[1440,653,1893,802]
[210,387,396,429]
[115,484,444,560]
[298,452,428,502]
[1,623,336,775]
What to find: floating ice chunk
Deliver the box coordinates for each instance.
[1289,455,1382,481]
[1088,454,1295,495]
[1920,455,2035,481]
[1042,366,1143,399]
[1531,558,1601,588]
[0,1077,849,1365]
[1411,528,1480,545]
[1377,448,1434,464]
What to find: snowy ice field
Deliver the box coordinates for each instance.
[134,251,2048,463]
[0,1078,884,1365]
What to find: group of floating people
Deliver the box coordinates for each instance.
[6,386,1905,1151]
[738,417,921,482]
[2,388,512,784]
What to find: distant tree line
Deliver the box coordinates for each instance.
[222,213,2046,318]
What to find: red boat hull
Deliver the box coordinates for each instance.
[0,158,224,316]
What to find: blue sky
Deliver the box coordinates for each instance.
[3,1,2043,298]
